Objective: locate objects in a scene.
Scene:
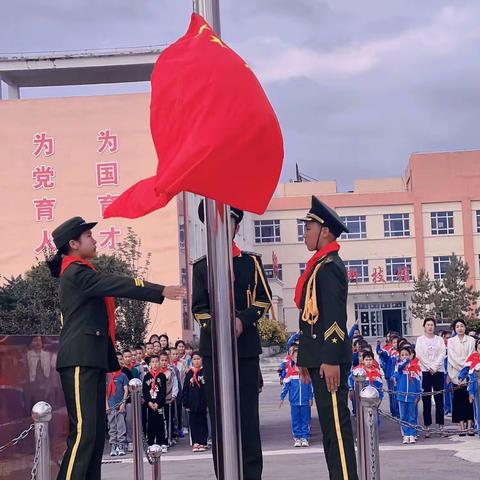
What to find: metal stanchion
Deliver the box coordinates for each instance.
[148,445,162,480]
[474,367,480,437]
[31,401,52,480]
[352,368,366,478]
[129,378,144,480]
[359,386,381,480]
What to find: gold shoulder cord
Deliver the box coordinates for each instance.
[250,255,276,322]
[301,257,329,326]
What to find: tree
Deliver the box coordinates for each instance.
[431,254,480,322]
[257,316,289,348]
[409,269,434,321]
[0,228,152,349]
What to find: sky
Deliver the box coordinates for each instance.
[1,1,480,190]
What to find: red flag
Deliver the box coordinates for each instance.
[104,13,283,219]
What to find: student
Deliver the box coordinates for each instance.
[159,334,170,350]
[441,330,453,416]
[142,355,168,451]
[182,352,208,452]
[394,345,422,444]
[159,351,178,446]
[144,342,155,365]
[280,348,314,448]
[458,337,480,436]
[377,335,400,418]
[349,351,384,401]
[169,347,184,438]
[106,364,129,456]
[47,216,184,480]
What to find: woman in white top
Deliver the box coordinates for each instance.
[447,319,476,435]
[415,318,446,435]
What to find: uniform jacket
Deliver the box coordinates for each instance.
[182,367,207,412]
[393,358,422,403]
[376,344,398,380]
[296,252,352,368]
[280,363,314,406]
[142,370,167,407]
[192,251,272,358]
[57,262,165,372]
[458,351,480,397]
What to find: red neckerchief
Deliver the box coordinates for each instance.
[190,367,203,387]
[123,364,132,371]
[404,357,421,379]
[60,256,116,344]
[149,368,164,395]
[466,352,480,373]
[364,366,381,384]
[107,370,122,399]
[232,241,241,257]
[294,241,340,309]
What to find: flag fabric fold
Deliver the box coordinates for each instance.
[104,13,283,219]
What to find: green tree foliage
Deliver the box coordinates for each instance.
[257,316,289,348]
[409,269,434,321]
[410,254,480,325]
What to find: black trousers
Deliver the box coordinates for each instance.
[189,410,209,445]
[421,371,444,426]
[176,393,183,433]
[309,365,358,480]
[57,367,106,480]
[204,356,262,480]
[147,407,167,446]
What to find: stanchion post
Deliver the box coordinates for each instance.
[352,368,366,479]
[31,401,52,480]
[360,386,381,480]
[148,444,162,480]
[474,367,480,437]
[129,378,144,480]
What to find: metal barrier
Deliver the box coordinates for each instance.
[354,386,381,480]
[129,378,145,480]
[147,444,162,480]
[475,368,480,438]
[31,401,52,480]
[352,368,367,473]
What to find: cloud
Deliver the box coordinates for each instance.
[236,6,480,83]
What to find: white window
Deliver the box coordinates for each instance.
[433,256,450,279]
[299,262,306,275]
[476,211,480,233]
[254,220,281,243]
[263,263,283,281]
[385,257,412,282]
[431,211,454,235]
[340,216,367,240]
[344,260,369,283]
[384,213,410,237]
[297,219,306,241]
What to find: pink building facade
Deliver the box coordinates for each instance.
[253,151,480,337]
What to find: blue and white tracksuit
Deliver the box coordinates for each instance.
[348,366,384,419]
[280,366,314,440]
[393,358,422,437]
[377,344,399,418]
[459,352,480,435]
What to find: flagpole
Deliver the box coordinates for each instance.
[192,2,243,479]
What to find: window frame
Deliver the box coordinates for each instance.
[344,259,369,283]
[385,257,412,282]
[383,213,410,238]
[340,215,367,240]
[433,255,450,280]
[254,219,281,243]
[431,211,454,236]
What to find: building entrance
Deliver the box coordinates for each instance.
[355,301,409,338]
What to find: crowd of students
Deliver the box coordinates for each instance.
[105,334,209,456]
[278,318,480,447]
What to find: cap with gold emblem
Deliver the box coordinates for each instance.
[302,196,349,238]
[52,216,97,250]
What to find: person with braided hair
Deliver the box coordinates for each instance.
[295,196,358,480]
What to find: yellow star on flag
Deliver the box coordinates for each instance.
[210,35,226,48]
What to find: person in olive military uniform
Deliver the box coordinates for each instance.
[192,202,272,480]
[295,197,358,480]
[47,217,184,480]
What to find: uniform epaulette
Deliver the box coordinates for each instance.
[242,251,262,258]
[323,257,333,264]
[190,255,206,265]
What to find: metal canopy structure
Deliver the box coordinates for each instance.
[0,46,165,98]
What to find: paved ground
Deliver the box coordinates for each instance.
[101,360,480,479]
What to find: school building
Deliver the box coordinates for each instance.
[252,151,480,338]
